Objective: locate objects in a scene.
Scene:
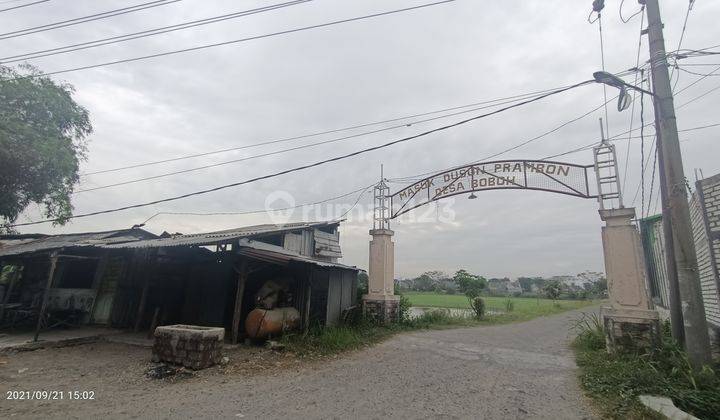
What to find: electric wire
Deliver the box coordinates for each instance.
[77,91,610,193]
[646,136,658,218]
[0,0,182,41]
[631,137,656,207]
[338,186,373,220]
[388,97,614,183]
[540,121,719,161]
[0,0,48,13]
[640,86,646,217]
[1,0,457,81]
[676,66,720,78]
[621,11,646,194]
[619,0,643,23]
[81,83,580,177]
[675,64,720,94]
[141,183,374,225]
[670,0,697,92]
[598,12,611,137]
[8,80,593,227]
[0,0,312,63]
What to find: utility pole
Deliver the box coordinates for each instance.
[645,0,711,368]
[650,95,684,344]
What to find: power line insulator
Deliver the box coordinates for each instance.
[592,0,605,13]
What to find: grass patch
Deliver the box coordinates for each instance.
[405,292,596,319]
[282,297,595,358]
[572,313,720,420]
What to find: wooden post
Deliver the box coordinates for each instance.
[301,264,313,332]
[147,306,161,339]
[33,251,59,342]
[303,278,312,333]
[134,251,152,333]
[0,264,19,324]
[231,258,248,345]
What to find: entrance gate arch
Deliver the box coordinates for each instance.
[362,143,660,351]
[390,159,596,219]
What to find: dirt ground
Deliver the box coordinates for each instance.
[1,308,597,419]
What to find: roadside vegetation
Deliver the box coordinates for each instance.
[405,292,595,317]
[282,294,596,358]
[282,269,597,358]
[572,313,720,420]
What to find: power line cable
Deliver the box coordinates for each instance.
[0,0,182,41]
[675,64,720,94]
[640,86,646,217]
[1,0,457,81]
[646,136,658,218]
[676,66,720,78]
[81,84,578,177]
[7,79,593,227]
[619,0,643,23]
[76,89,606,193]
[0,0,48,13]
[385,119,718,184]
[621,12,646,193]
[596,10,611,137]
[388,97,615,183]
[631,136,656,206]
[671,0,697,91]
[0,0,312,63]
[141,183,374,224]
[541,121,719,161]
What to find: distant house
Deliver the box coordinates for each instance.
[488,277,520,294]
[0,221,358,342]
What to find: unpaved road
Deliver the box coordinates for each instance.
[1,308,596,419]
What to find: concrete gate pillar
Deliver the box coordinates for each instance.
[599,208,660,352]
[362,229,400,323]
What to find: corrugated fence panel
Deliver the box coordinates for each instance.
[697,175,720,328]
[641,216,670,309]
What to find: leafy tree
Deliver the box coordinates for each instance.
[453,269,487,318]
[543,279,562,301]
[591,277,608,297]
[0,65,92,229]
[356,272,368,301]
[412,273,434,291]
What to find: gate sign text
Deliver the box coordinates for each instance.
[390,159,595,218]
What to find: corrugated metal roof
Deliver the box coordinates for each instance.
[0,229,157,257]
[236,239,358,271]
[98,221,339,250]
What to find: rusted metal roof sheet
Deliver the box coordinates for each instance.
[0,229,157,257]
[98,221,339,250]
[236,239,358,271]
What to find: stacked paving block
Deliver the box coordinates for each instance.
[152,325,224,370]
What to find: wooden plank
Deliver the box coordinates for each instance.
[231,258,249,344]
[316,249,343,258]
[33,251,59,342]
[133,252,152,332]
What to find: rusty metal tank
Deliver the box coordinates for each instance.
[244,307,300,339]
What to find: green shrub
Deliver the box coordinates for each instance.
[573,316,720,419]
[398,294,412,323]
[572,312,605,351]
[504,298,515,313]
[470,296,485,319]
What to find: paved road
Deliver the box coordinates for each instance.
[2,308,597,419]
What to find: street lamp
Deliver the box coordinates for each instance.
[593,71,655,112]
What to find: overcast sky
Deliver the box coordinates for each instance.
[5,0,719,278]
